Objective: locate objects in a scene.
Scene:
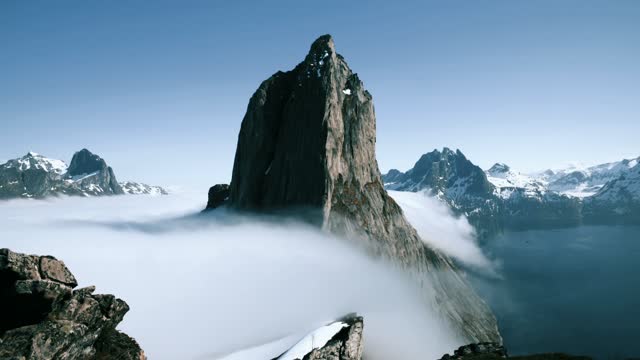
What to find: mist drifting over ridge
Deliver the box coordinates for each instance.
[0,191,495,359]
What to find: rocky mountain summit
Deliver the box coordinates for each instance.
[206,35,500,343]
[273,314,363,360]
[0,248,144,359]
[0,149,167,199]
[385,148,502,237]
[384,149,640,235]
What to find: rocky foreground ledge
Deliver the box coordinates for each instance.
[0,248,144,360]
[271,317,592,360]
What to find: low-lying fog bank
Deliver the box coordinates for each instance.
[0,191,492,359]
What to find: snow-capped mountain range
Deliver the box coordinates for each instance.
[486,157,640,200]
[384,148,640,235]
[0,149,167,199]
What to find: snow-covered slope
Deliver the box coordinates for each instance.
[486,163,547,200]
[120,181,168,196]
[583,162,640,222]
[2,152,67,175]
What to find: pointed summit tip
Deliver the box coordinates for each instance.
[309,34,335,54]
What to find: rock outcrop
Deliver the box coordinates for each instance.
[439,342,508,360]
[205,184,230,210]
[221,35,500,342]
[438,343,593,360]
[274,314,364,360]
[0,248,144,360]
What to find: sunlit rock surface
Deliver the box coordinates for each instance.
[223,34,501,342]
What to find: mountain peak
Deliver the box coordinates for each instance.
[309,34,335,55]
[223,35,500,342]
[67,149,107,176]
[488,163,511,175]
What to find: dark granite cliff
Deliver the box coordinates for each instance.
[215,35,500,343]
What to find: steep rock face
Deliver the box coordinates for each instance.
[0,248,144,360]
[227,35,500,342]
[64,149,124,196]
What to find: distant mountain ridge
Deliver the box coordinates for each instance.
[384,149,640,236]
[0,149,167,199]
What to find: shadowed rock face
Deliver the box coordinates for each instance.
[226,35,501,342]
[206,184,230,210]
[0,248,144,360]
[66,149,124,195]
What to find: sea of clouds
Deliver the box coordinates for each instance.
[0,190,492,359]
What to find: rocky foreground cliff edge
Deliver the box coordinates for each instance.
[0,248,144,360]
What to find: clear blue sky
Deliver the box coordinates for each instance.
[1,0,639,191]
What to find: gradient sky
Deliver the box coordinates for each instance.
[1,0,639,191]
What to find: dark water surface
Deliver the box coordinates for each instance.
[471,226,640,360]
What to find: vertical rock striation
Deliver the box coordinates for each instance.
[226,35,501,342]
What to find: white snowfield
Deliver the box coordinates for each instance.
[486,163,547,199]
[120,181,168,196]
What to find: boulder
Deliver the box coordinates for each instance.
[0,248,145,360]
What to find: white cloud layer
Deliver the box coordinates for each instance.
[0,193,464,360]
[388,190,493,270]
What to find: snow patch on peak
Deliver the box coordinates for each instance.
[4,152,68,175]
[485,166,546,199]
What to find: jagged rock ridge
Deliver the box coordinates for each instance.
[0,248,144,359]
[220,35,500,342]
